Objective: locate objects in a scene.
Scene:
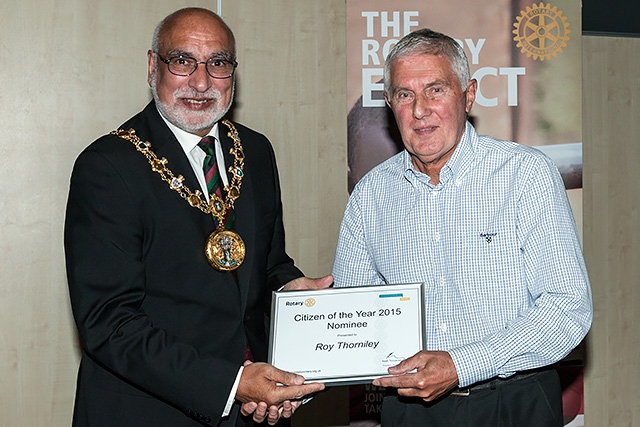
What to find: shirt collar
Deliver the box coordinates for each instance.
[446,121,477,181]
[402,121,477,187]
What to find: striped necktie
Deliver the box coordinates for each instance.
[198,136,235,228]
[198,137,248,358]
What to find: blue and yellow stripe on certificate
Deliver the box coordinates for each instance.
[378,293,412,301]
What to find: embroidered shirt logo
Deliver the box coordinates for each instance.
[480,232,497,243]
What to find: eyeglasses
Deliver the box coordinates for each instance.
[155,52,237,79]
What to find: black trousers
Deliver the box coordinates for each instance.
[381,370,563,427]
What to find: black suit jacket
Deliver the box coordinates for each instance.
[65,101,303,427]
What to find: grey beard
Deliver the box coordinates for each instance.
[149,72,234,134]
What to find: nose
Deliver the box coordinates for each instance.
[412,94,431,120]
[188,63,212,92]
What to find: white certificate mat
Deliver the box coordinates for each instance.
[268,283,424,385]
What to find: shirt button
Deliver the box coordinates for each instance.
[440,323,447,331]
[455,178,462,186]
[434,232,441,241]
[439,277,444,285]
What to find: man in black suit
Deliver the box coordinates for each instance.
[64,7,330,427]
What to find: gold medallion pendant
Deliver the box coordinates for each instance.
[112,119,246,272]
[205,228,246,271]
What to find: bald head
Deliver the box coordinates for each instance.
[152,8,235,56]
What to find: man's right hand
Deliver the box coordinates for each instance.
[372,350,459,402]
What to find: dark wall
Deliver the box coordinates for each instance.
[583,0,640,37]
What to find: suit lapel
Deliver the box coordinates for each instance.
[136,103,204,202]
[151,117,202,201]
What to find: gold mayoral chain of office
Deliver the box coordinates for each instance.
[110,119,246,272]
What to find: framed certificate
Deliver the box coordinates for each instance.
[268,283,424,385]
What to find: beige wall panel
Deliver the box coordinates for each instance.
[583,35,640,427]
[1,1,228,426]
[222,3,348,423]
[223,0,348,278]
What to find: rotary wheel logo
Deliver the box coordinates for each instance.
[304,298,316,307]
[513,3,570,61]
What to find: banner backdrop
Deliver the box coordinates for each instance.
[346,1,584,426]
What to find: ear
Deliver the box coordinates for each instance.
[465,79,477,113]
[147,50,155,86]
[384,91,392,108]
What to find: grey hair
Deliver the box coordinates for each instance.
[383,28,470,93]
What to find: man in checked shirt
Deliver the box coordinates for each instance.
[332,28,592,427]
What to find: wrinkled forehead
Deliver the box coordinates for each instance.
[389,53,457,84]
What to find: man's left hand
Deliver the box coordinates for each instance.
[240,399,302,425]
